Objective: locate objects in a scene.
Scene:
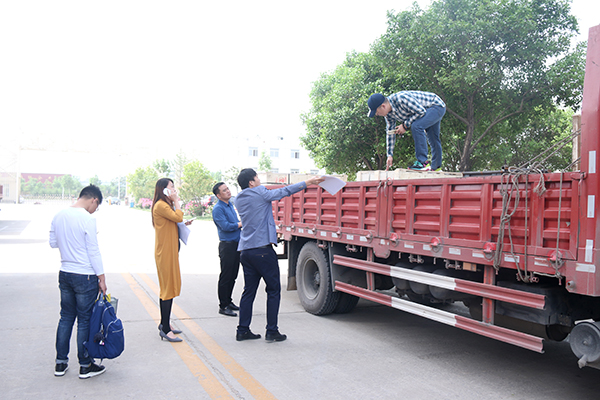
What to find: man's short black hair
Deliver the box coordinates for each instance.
[237,168,257,190]
[79,184,103,204]
[212,182,225,196]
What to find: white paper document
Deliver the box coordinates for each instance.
[178,222,191,245]
[319,175,346,195]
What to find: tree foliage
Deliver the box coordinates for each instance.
[478,107,575,171]
[258,151,273,172]
[127,166,159,200]
[89,175,101,186]
[127,156,216,206]
[21,174,128,199]
[178,160,214,204]
[20,175,83,197]
[172,151,188,189]
[301,52,406,177]
[153,159,172,177]
[302,0,584,174]
[53,175,82,197]
[223,166,241,193]
[21,178,46,196]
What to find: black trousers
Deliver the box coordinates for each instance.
[218,241,240,309]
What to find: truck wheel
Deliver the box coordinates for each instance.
[297,242,339,315]
[334,293,359,314]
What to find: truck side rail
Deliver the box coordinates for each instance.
[333,255,546,309]
[335,281,544,353]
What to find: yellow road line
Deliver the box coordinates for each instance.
[121,273,234,400]
[137,273,277,400]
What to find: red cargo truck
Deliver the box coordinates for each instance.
[272,25,600,369]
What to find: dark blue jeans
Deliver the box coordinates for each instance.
[56,271,99,367]
[237,246,281,334]
[411,105,446,170]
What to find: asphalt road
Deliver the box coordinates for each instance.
[1,202,599,400]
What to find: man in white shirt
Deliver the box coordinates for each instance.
[50,185,108,379]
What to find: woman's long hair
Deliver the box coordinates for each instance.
[151,178,174,227]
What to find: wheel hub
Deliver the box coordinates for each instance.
[313,270,321,287]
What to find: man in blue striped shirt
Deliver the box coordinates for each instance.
[368,91,446,171]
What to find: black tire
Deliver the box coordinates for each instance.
[296,242,339,315]
[334,292,359,314]
[546,324,571,341]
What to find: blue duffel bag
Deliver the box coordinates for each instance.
[84,294,124,360]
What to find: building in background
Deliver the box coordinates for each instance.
[233,132,321,175]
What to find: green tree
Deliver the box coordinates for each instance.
[179,160,214,204]
[127,166,159,200]
[23,178,43,195]
[211,170,223,182]
[477,106,575,171]
[373,0,583,171]
[172,151,188,189]
[258,151,273,172]
[303,0,584,174]
[53,175,82,198]
[89,175,101,186]
[223,166,241,193]
[153,159,171,177]
[301,51,413,177]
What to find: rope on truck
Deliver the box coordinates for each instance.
[494,128,581,281]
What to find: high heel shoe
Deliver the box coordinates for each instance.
[159,329,182,342]
[158,324,182,335]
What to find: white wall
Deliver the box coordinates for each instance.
[232,132,322,174]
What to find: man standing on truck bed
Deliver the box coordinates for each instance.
[234,168,324,343]
[367,91,446,172]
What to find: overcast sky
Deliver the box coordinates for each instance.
[1,0,598,181]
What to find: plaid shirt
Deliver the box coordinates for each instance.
[385,91,445,157]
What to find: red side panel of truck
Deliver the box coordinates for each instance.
[270,25,600,367]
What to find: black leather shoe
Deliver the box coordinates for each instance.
[265,331,287,342]
[236,330,261,341]
[219,306,237,317]
[228,302,239,311]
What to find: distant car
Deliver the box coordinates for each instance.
[108,197,121,205]
[201,195,217,207]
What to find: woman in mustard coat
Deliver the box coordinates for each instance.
[151,178,190,342]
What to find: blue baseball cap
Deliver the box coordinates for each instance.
[367,93,385,117]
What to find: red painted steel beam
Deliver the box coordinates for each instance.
[334,255,545,309]
[335,281,544,353]
[482,265,495,324]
